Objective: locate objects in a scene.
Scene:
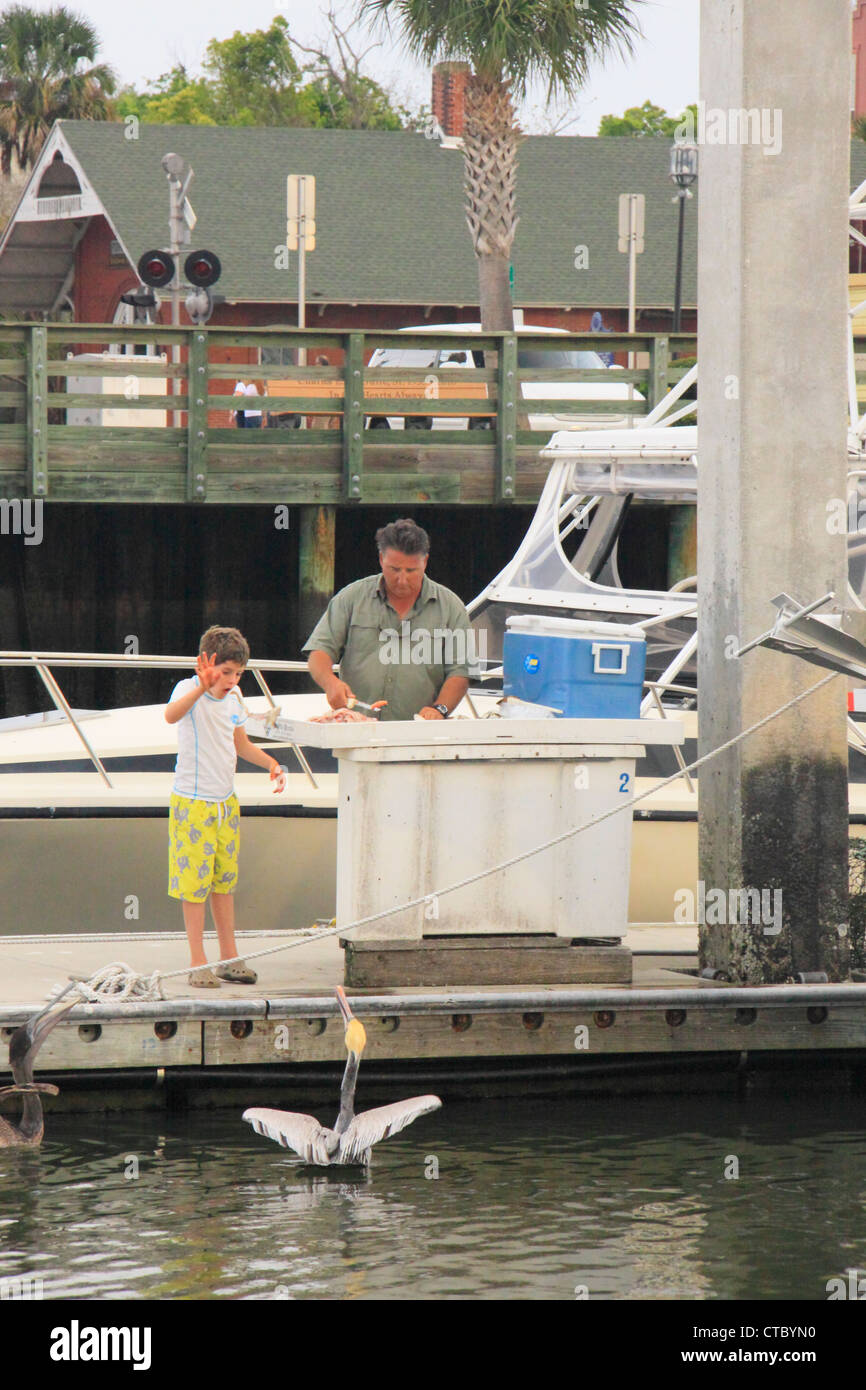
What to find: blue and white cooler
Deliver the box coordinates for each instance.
[503,615,647,718]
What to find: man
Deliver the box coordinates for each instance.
[303,518,472,721]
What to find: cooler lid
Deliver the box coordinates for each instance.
[505,614,646,642]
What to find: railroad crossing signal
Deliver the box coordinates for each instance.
[137,247,222,325]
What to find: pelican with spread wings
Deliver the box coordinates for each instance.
[243,987,441,1166]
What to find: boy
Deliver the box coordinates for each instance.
[165,626,287,988]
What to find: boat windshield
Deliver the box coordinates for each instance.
[517,349,606,370]
[368,348,438,369]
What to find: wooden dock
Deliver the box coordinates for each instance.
[3,927,866,1110]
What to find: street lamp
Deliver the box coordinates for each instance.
[670,140,698,335]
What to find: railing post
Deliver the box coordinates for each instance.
[343,332,364,501]
[496,332,517,502]
[27,324,48,499]
[186,329,208,502]
[647,334,669,414]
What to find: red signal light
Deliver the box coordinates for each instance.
[184,249,221,289]
[137,249,175,289]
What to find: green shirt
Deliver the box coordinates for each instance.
[302,573,472,721]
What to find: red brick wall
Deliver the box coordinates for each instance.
[432,62,470,138]
[74,215,138,322]
[855,3,866,119]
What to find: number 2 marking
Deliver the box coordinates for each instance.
[619,772,630,793]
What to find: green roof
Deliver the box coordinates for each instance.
[10,121,866,312]
[56,121,698,309]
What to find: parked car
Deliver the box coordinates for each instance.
[365,323,641,433]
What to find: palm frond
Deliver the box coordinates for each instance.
[0,5,115,169]
[360,0,643,101]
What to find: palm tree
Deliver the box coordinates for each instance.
[361,0,643,329]
[0,5,115,176]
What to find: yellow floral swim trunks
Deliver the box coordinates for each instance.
[168,792,240,900]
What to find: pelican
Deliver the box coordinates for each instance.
[0,997,76,1148]
[243,987,441,1166]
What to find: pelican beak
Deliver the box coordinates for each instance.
[25,998,77,1050]
[336,988,366,1056]
[9,996,76,1086]
[336,986,354,1026]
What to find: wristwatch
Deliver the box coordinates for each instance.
[432,703,449,718]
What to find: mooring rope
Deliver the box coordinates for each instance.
[52,962,167,1003]
[47,671,839,1005]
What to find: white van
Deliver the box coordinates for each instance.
[365,323,640,433]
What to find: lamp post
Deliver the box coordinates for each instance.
[670,140,698,334]
[667,140,699,592]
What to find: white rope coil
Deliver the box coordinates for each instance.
[50,962,165,1005]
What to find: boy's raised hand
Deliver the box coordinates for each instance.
[196,651,221,691]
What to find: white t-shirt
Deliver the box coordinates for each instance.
[170,676,247,801]
[243,382,261,418]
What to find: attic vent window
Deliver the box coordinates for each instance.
[109,239,126,266]
[36,194,83,217]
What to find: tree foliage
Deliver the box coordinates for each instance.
[598,99,697,138]
[114,66,218,127]
[0,3,116,173]
[361,0,642,99]
[115,16,413,131]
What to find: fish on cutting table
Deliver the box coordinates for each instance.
[310,707,375,723]
[310,699,387,724]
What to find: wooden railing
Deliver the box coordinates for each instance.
[0,324,697,505]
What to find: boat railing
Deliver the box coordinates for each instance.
[0,650,317,790]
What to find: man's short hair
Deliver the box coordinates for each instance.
[375,518,430,557]
[198,625,250,666]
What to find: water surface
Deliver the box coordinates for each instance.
[0,1093,863,1300]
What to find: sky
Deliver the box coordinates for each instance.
[15,0,700,135]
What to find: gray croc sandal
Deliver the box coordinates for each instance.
[189,967,221,988]
[215,962,258,984]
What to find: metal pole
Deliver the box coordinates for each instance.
[627,194,637,429]
[249,666,318,790]
[169,179,181,429]
[673,191,686,335]
[31,659,113,788]
[14,981,866,1026]
[298,177,306,371]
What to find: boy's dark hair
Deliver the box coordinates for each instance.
[198,625,249,666]
[375,518,430,556]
